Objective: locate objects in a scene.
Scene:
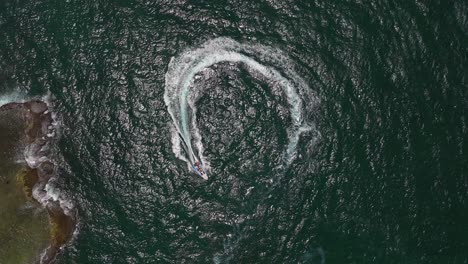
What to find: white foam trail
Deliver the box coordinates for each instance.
[164,37,318,178]
[170,125,190,164]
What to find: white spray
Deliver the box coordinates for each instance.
[164,37,318,179]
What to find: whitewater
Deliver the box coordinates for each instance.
[164,37,318,179]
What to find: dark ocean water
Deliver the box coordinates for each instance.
[1,0,467,263]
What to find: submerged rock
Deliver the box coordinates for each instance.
[29,101,48,114]
[0,99,75,264]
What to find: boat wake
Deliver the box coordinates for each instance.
[164,37,318,179]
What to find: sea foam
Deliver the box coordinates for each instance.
[164,37,318,178]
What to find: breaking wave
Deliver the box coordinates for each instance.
[0,91,27,107]
[164,37,318,178]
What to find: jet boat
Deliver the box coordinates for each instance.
[192,161,208,180]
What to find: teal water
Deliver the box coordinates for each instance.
[1,0,467,263]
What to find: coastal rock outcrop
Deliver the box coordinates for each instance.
[0,99,75,264]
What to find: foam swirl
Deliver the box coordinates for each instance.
[164,37,318,178]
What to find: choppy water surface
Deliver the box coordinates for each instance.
[1,0,467,263]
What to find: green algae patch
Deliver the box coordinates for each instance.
[0,167,51,264]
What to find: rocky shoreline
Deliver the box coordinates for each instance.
[0,100,75,264]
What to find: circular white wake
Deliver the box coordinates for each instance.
[164,37,318,179]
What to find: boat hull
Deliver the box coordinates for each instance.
[192,163,208,180]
